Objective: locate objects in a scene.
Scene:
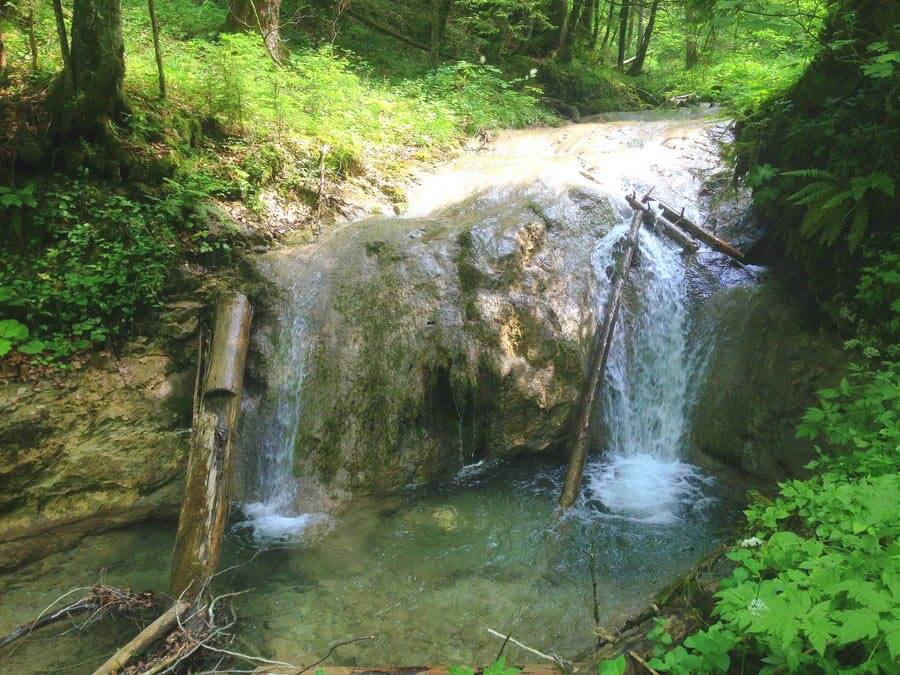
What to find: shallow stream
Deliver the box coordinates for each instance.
[0,110,763,671]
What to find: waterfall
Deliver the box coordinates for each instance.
[584,211,713,524]
[239,270,326,541]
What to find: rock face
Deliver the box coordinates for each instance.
[0,342,193,571]
[689,281,846,480]
[245,186,619,497]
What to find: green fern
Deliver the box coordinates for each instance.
[783,170,894,252]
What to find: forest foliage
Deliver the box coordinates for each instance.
[0,1,898,671]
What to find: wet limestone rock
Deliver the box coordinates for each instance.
[0,345,192,570]
[250,187,618,497]
[689,281,846,480]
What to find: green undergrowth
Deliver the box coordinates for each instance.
[630,6,816,112]
[0,0,555,365]
[643,260,900,672]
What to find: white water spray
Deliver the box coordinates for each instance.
[239,270,328,541]
[584,212,713,524]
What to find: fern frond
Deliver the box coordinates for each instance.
[789,183,838,206]
[782,169,836,181]
[821,190,854,211]
[847,203,869,253]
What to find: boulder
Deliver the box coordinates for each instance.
[689,281,846,480]
[0,347,192,570]
[246,186,619,497]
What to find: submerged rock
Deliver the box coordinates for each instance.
[0,346,192,570]
[244,187,618,497]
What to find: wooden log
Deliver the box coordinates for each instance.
[625,194,698,253]
[652,198,744,260]
[91,601,189,675]
[169,292,252,602]
[560,207,642,510]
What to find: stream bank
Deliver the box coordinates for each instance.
[0,111,848,670]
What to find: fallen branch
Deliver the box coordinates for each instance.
[0,586,155,652]
[486,628,572,670]
[92,600,189,675]
[0,598,97,650]
[651,198,744,260]
[346,10,431,53]
[625,193,698,253]
[629,649,660,675]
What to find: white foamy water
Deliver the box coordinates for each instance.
[238,501,328,542]
[238,268,324,541]
[583,206,715,523]
[584,455,714,524]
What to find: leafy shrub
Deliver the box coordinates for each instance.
[648,354,900,673]
[415,61,553,133]
[0,183,174,358]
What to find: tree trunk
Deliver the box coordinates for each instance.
[616,0,629,70]
[600,0,615,51]
[50,0,73,90]
[581,0,595,39]
[0,0,8,81]
[430,0,452,68]
[170,292,252,602]
[26,0,38,69]
[147,0,165,98]
[560,206,642,510]
[590,0,602,49]
[226,0,283,63]
[559,0,585,62]
[628,0,660,75]
[684,6,699,69]
[546,0,568,54]
[49,0,126,140]
[625,1,634,56]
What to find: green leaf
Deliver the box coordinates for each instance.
[597,655,626,675]
[834,609,879,644]
[0,319,28,340]
[17,340,45,355]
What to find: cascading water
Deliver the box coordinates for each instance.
[238,270,327,541]
[583,208,714,524]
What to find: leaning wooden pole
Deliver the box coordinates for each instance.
[626,193,698,253]
[170,291,252,602]
[560,206,643,510]
[653,198,744,260]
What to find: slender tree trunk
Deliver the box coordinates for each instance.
[684,5,699,69]
[430,0,452,68]
[625,2,634,56]
[51,0,73,91]
[226,0,284,63]
[628,0,659,75]
[600,0,615,50]
[616,0,630,70]
[26,0,39,70]
[147,0,165,98]
[581,0,595,39]
[546,0,568,54]
[0,0,9,81]
[49,0,126,140]
[559,0,585,62]
[590,0,602,49]
[634,1,644,52]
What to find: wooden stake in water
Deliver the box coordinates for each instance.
[560,206,643,510]
[170,291,252,601]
